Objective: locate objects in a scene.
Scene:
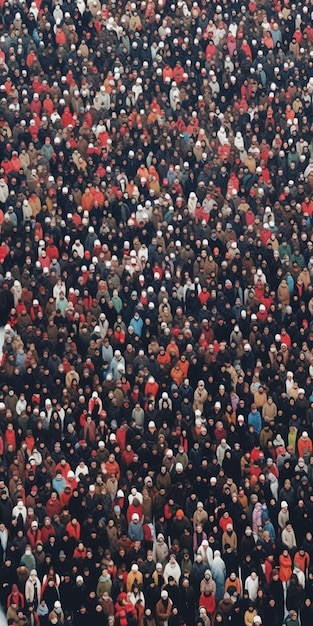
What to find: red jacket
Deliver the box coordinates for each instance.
[41,524,56,544]
[26,528,42,549]
[199,592,216,616]
[45,497,62,518]
[66,520,81,541]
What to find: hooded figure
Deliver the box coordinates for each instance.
[286,573,305,613]
[197,540,213,567]
[153,534,169,565]
[7,583,24,608]
[292,564,305,589]
[98,313,109,338]
[200,570,216,596]
[252,502,263,536]
[211,551,226,602]
[188,192,197,217]
[163,555,181,585]
[244,571,259,601]
[128,513,144,542]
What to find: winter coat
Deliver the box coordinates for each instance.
[200,575,216,596]
[25,576,41,604]
[156,598,173,626]
[96,574,112,598]
[244,574,259,601]
[279,554,292,582]
[211,554,226,602]
[153,535,169,564]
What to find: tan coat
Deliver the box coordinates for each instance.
[222,529,237,552]
[193,508,209,530]
[200,576,216,596]
[262,400,277,422]
[193,386,208,412]
[277,281,290,308]
[299,268,311,289]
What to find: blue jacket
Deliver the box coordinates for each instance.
[128,520,144,542]
[248,409,262,433]
[129,315,143,337]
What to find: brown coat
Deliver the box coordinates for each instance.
[156,598,173,626]
[222,529,238,552]
[277,281,290,308]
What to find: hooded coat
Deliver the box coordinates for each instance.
[153,534,169,564]
[211,552,226,602]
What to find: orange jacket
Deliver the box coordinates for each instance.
[105,460,120,481]
[279,554,292,581]
[144,380,159,398]
[163,65,173,82]
[173,65,184,84]
[297,436,313,458]
[81,191,94,212]
[170,366,184,387]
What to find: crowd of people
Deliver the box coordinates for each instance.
[1,0,313,625]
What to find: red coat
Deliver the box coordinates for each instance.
[219,515,234,533]
[199,592,216,617]
[55,461,71,479]
[29,304,44,321]
[144,380,159,398]
[45,497,62,518]
[5,428,16,451]
[66,520,81,541]
[60,489,72,508]
[41,524,56,544]
[25,434,35,452]
[73,546,87,559]
[279,554,292,582]
[7,586,24,608]
[26,528,42,549]
[127,503,143,524]
[116,426,127,451]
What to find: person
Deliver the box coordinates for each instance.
[244,603,257,626]
[284,609,300,626]
[286,574,305,614]
[156,590,173,626]
[244,571,259,603]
